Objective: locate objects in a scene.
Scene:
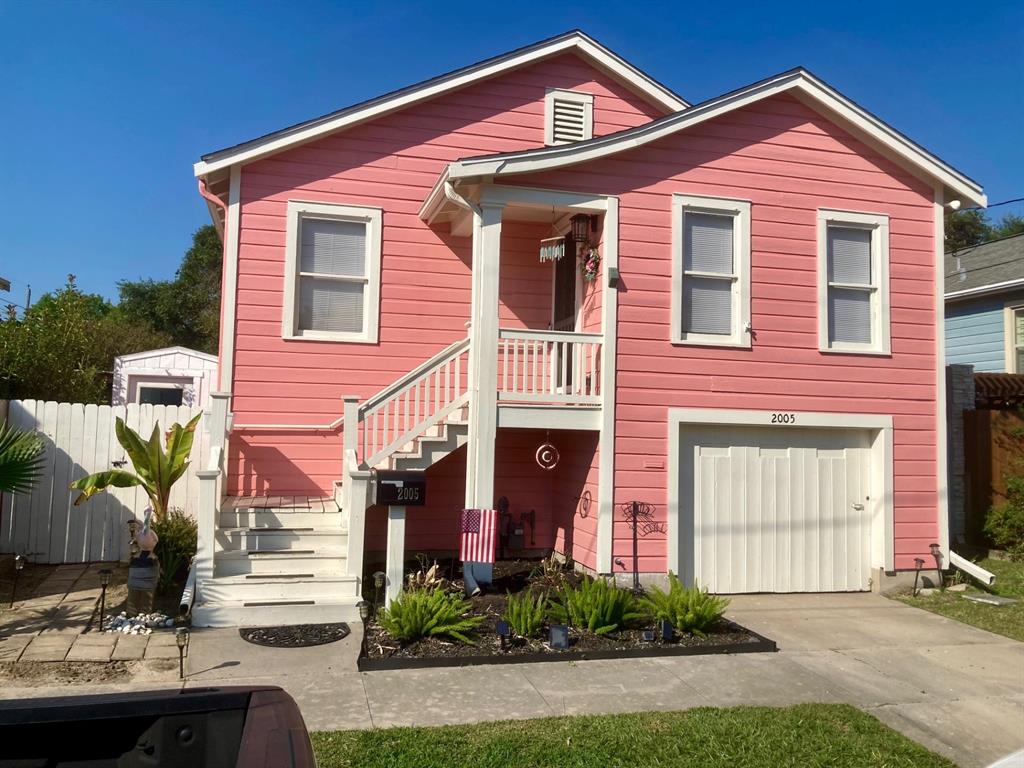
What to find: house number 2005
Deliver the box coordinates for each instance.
[770,413,796,424]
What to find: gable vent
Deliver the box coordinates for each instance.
[545,89,594,146]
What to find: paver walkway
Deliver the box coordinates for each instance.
[1,563,172,663]
[1,594,1020,767]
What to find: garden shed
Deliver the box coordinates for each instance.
[111,346,217,409]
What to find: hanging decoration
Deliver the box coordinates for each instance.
[535,431,560,470]
[538,235,565,263]
[579,243,601,281]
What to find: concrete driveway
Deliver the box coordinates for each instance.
[3,593,1020,767]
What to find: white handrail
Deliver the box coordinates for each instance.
[498,328,603,343]
[362,338,471,412]
[497,328,602,405]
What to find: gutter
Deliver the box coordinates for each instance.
[197,178,228,238]
[949,550,996,586]
[944,276,1024,301]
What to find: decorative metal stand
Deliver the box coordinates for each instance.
[618,501,665,593]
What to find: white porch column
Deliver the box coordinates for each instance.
[465,201,503,508]
[385,505,406,606]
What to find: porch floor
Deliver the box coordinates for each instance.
[222,495,338,512]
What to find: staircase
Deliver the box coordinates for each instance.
[192,339,472,628]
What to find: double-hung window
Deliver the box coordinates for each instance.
[283,201,382,343]
[1008,306,1024,373]
[671,194,752,347]
[817,209,890,354]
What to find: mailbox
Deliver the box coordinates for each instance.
[375,471,427,507]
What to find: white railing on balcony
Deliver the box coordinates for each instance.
[497,328,602,405]
[356,338,471,468]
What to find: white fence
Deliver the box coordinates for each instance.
[0,400,209,564]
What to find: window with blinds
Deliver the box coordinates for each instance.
[1013,308,1024,373]
[283,201,383,343]
[817,209,890,354]
[672,194,752,347]
[544,89,594,146]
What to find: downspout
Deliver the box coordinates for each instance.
[198,178,231,406]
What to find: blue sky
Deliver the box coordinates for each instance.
[1,0,1021,305]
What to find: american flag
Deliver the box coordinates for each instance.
[459,508,498,564]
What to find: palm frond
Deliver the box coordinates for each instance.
[0,423,45,494]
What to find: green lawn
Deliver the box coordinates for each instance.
[312,704,953,768]
[895,557,1024,642]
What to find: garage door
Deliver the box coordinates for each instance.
[679,426,872,593]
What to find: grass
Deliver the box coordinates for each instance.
[895,557,1024,642]
[311,704,953,768]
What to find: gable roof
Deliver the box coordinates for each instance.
[193,30,689,178]
[115,345,218,364]
[944,233,1024,300]
[444,68,986,208]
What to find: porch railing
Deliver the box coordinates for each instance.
[497,328,602,406]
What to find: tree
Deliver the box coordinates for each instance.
[946,209,1024,253]
[117,225,222,353]
[0,275,170,403]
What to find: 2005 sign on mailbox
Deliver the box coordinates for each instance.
[770,413,796,424]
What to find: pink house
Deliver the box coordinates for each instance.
[191,31,986,626]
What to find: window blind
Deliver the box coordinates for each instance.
[684,213,734,274]
[827,225,873,345]
[683,277,733,335]
[299,278,364,333]
[827,227,871,284]
[682,212,734,335]
[301,218,366,276]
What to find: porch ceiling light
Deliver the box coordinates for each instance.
[570,213,592,243]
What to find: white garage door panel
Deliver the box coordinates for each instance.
[683,426,871,593]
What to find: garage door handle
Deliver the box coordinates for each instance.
[851,503,865,511]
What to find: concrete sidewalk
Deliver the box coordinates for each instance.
[2,594,1020,767]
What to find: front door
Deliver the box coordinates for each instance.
[552,236,576,389]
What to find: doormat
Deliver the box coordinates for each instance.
[240,622,351,648]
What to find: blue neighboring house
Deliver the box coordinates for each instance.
[945,233,1024,373]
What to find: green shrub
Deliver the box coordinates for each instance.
[503,591,547,638]
[638,573,729,637]
[379,587,485,645]
[153,508,198,593]
[985,476,1024,561]
[549,576,643,635]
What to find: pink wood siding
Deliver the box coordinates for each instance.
[552,432,600,570]
[228,54,662,494]
[514,94,940,572]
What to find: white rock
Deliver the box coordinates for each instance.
[165,619,174,627]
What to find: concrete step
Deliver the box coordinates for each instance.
[192,597,361,628]
[214,550,347,577]
[215,528,347,552]
[219,509,343,529]
[200,574,360,603]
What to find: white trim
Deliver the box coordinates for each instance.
[671,194,751,348]
[816,208,891,355]
[195,32,688,176]
[665,407,895,578]
[934,190,950,562]
[479,184,609,212]
[496,404,600,431]
[282,201,383,343]
[544,88,594,146]
[116,346,217,364]
[446,70,985,207]
[945,276,1024,301]
[1006,303,1024,373]
[596,197,619,574]
[219,166,241,392]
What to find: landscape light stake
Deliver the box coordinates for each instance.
[98,569,112,631]
[11,556,25,608]
[912,558,925,597]
[372,571,386,617]
[176,627,190,680]
[929,543,944,592]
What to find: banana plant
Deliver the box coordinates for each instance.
[0,423,45,494]
[70,413,202,523]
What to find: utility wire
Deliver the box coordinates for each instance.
[965,196,1024,212]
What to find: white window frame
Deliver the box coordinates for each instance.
[544,88,594,146]
[136,381,187,406]
[282,200,383,343]
[1006,304,1024,373]
[817,209,891,355]
[671,193,752,348]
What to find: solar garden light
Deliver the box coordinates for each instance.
[912,558,926,597]
[549,624,569,650]
[929,543,945,591]
[495,620,511,650]
[372,571,386,616]
[659,619,675,643]
[98,569,112,631]
[357,600,371,623]
[641,630,656,643]
[175,627,190,680]
[10,555,25,608]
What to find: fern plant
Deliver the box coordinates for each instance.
[503,591,547,638]
[638,572,730,637]
[378,587,485,645]
[549,576,644,635]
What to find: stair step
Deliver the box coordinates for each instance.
[216,528,347,553]
[192,598,361,627]
[215,550,346,577]
[200,574,359,602]
[220,510,342,528]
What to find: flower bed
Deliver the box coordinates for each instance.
[357,559,775,671]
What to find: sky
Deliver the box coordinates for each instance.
[1,0,1021,306]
